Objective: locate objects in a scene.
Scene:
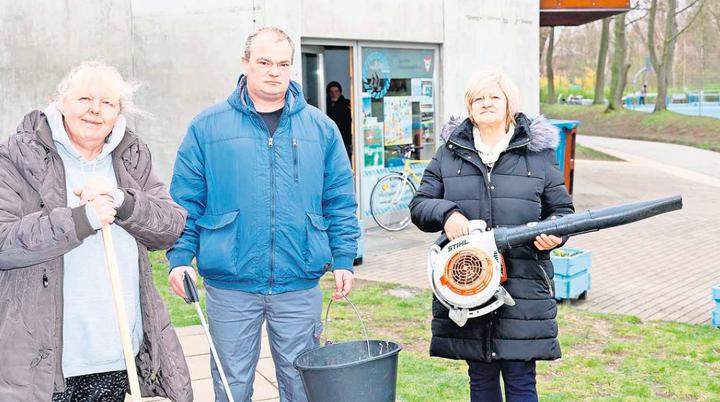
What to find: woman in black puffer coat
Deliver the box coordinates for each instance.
[410,71,574,402]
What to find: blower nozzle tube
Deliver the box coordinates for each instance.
[493,195,682,252]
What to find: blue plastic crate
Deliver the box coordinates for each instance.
[550,248,592,277]
[554,271,591,300]
[712,285,720,302]
[713,309,720,328]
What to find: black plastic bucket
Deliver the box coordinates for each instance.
[293,297,403,402]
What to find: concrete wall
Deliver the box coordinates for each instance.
[0,0,303,180]
[130,0,302,180]
[302,0,444,43]
[441,0,540,122]
[1,0,540,180]
[0,0,133,141]
[131,0,260,180]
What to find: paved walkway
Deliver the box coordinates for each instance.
[356,138,720,325]
[577,135,720,180]
[135,326,280,401]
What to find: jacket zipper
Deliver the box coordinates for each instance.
[268,136,275,293]
[448,135,538,361]
[448,138,530,228]
[539,265,554,297]
[292,137,299,182]
[258,108,289,294]
[56,152,68,389]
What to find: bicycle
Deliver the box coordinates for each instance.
[369,144,430,231]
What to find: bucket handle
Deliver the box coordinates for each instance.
[323,295,371,358]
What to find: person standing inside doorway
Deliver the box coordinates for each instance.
[167,27,359,402]
[326,81,353,161]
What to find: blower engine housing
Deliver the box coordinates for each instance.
[428,220,515,327]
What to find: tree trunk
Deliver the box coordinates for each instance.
[593,18,611,105]
[546,27,556,104]
[618,63,631,107]
[607,14,628,111]
[655,64,669,111]
[539,27,551,74]
[649,0,693,113]
[654,0,677,112]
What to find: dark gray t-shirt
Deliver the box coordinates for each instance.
[258,107,284,136]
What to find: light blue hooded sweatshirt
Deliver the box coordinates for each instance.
[44,105,142,378]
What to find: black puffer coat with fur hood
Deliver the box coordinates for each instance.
[410,113,574,362]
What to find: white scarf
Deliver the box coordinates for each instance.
[472,123,515,166]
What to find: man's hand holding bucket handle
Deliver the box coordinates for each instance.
[169,266,197,299]
[332,269,354,300]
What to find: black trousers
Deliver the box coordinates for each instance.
[468,360,538,402]
[51,370,128,402]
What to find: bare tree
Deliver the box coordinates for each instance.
[607,13,630,111]
[648,0,704,112]
[539,27,551,73]
[546,27,557,104]
[593,18,612,104]
[708,1,720,32]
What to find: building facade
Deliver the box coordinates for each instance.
[1,0,540,221]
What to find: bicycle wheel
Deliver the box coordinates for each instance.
[370,173,416,231]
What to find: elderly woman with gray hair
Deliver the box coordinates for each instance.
[410,70,575,401]
[0,62,192,402]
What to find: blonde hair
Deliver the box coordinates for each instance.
[464,70,520,128]
[53,61,144,116]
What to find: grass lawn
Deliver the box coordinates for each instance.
[541,104,720,153]
[575,144,624,162]
[151,252,720,401]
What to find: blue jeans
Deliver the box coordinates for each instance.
[467,360,538,402]
[206,284,323,402]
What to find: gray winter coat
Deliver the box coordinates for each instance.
[410,113,575,362]
[0,111,193,401]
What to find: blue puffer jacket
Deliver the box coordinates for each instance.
[167,77,359,294]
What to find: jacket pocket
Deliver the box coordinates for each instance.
[303,212,332,276]
[0,300,35,387]
[538,259,555,297]
[196,211,240,277]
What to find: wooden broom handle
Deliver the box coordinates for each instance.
[101,225,142,402]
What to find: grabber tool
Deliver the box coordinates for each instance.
[183,272,235,402]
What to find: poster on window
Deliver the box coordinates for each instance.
[419,80,433,112]
[383,96,412,146]
[362,93,372,120]
[363,117,384,167]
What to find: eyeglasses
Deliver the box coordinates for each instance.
[255,59,292,74]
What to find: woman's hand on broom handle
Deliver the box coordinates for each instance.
[169,266,197,299]
[87,195,117,226]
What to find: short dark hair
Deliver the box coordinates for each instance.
[244,27,295,61]
[326,81,342,93]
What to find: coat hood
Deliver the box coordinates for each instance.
[43,104,127,163]
[441,113,560,152]
[228,75,307,116]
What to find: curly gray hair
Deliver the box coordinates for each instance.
[53,61,144,116]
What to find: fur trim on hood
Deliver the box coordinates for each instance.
[440,114,560,152]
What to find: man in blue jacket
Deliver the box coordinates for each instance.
[167,27,359,402]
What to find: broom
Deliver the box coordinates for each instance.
[101,225,142,402]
